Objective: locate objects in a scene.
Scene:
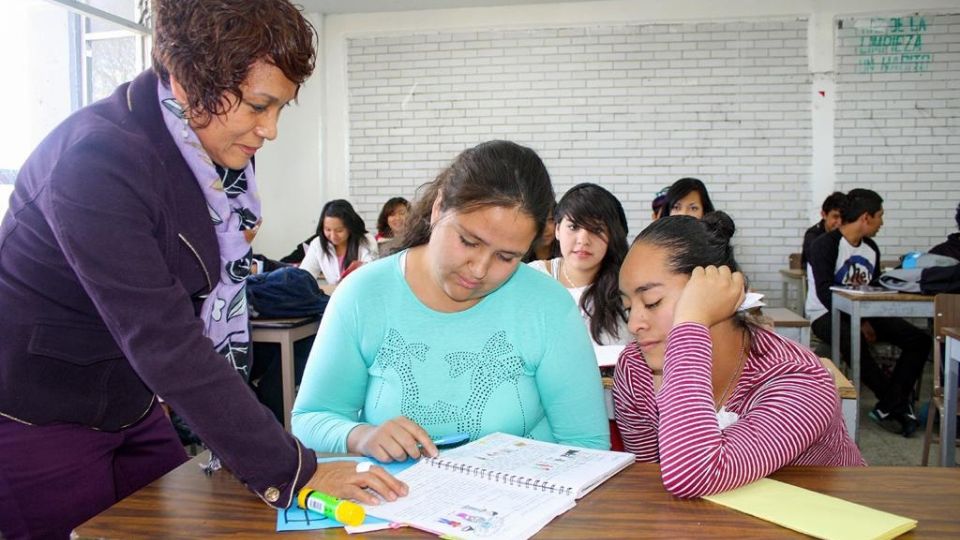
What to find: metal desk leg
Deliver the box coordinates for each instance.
[280,333,295,431]
[800,326,810,349]
[942,337,959,467]
[799,278,807,316]
[851,303,862,443]
[831,304,841,384]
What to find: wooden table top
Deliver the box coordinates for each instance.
[944,327,960,341]
[76,454,960,539]
[779,268,804,278]
[763,307,810,327]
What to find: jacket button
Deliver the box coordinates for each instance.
[264,487,280,503]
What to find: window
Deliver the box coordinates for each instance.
[0,0,150,176]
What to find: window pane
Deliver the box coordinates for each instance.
[85,0,141,32]
[0,0,75,171]
[88,36,140,102]
[0,1,149,171]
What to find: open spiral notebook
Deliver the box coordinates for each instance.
[361,432,634,539]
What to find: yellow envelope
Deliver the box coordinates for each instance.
[704,478,917,540]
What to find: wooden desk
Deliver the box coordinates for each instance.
[941,327,960,467]
[820,356,857,439]
[765,307,811,348]
[779,268,806,314]
[830,291,934,442]
[76,453,960,538]
[250,316,321,430]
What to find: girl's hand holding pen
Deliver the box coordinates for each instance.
[347,416,438,462]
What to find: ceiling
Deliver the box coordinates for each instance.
[297,0,601,15]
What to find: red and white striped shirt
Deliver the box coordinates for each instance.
[613,322,865,498]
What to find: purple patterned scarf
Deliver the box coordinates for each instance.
[157,81,258,379]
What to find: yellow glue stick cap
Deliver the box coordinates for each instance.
[334,499,365,526]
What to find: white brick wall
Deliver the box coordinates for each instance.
[347,19,811,306]
[835,13,960,257]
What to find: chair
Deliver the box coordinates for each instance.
[788,252,802,270]
[921,293,960,466]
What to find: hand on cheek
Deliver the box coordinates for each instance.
[672,266,745,328]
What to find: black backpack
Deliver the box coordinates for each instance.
[245,267,329,318]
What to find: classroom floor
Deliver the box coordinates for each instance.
[857,359,958,466]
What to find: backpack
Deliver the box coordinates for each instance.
[245,267,329,318]
[878,254,960,294]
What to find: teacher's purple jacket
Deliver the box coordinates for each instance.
[0,70,316,508]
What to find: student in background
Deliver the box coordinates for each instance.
[300,199,377,284]
[528,183,630,346]
[660,177,715,219]
[806,189,929,436]
[292,140,610,462]
[614,212,863,499]
[279,232,317,265]
[375,197,410,242]
[800,191,847,271]
[650,186,670,221]
[522,200,559,263]
[929,201,960,260]
[0,2,404,538]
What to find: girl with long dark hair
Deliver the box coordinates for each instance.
[300,199,377,284]
[528,183,629,345]
[660,177,715,219]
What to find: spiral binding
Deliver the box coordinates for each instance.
[425,457,575,496]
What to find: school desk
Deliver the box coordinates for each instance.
[250,316,321,429]
[779,267,806,315]
[765,306,811,348]
[76,452,960,538]
[830,290,934,442]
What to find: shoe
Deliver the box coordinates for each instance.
[900,404,919,438]
[868,405,904,435]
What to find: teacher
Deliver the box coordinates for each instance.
[0,1,403,538]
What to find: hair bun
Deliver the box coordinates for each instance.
[701,211,736,243]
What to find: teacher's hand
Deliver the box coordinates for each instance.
[305,461,408,505]
[347,416,438,462]
[673,265,746,328]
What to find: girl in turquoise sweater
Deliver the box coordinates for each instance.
[292,141,610,461]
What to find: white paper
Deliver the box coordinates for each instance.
[438,432,634,498]
[363,460,574,540]
[737,292,765,312]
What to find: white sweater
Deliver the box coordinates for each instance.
[299,235,377,284]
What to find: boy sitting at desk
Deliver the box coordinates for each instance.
[805,188,930,437]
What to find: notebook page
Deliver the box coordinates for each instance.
[438,432,634,498]
[362,460,575,540]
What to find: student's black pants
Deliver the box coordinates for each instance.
[811,313,930,414]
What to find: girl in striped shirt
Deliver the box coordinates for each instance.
[614,212,864,498]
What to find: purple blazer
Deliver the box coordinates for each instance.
[0,70,316,507]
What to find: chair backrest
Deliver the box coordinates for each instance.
[788,252,801,270]
[932,294,960,394]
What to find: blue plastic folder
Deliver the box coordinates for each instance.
[275,457,415,532]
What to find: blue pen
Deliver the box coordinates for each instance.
[432,433,470,449]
